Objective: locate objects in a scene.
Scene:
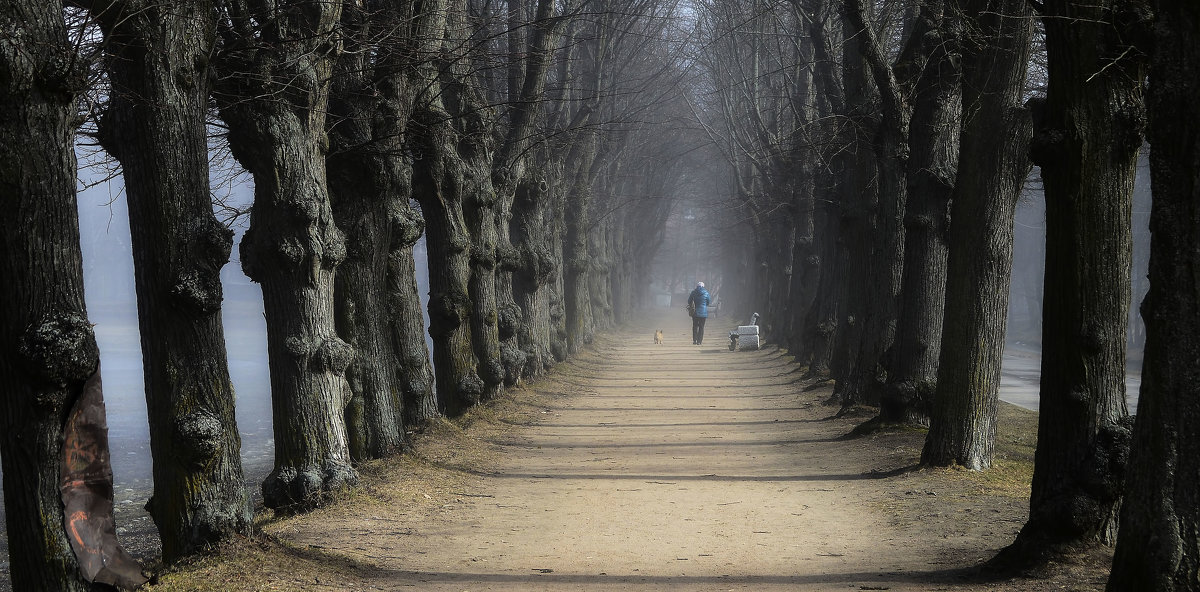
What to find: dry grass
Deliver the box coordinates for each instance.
[146,344,1096,592]
[146,376,573,591]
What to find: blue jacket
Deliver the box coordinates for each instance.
[688,287,711,318]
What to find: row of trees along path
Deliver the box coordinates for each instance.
[240,313,1043,591]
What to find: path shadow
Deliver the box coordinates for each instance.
[276,541,1022,589]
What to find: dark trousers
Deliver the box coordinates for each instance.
[692,316,707,344]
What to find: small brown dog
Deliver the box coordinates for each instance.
[654,329,664,344]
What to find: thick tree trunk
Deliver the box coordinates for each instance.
[492,0,560,386]
[1108,1,1200,586]
[389,207,438,428]
[784,177,818,354]
[798,0,847,374]
[880,4,961,426]
[410,106,485,416]
[511,166,558,376]
[922,0,1032,470]
[327,30,406,460]
[93,0,251,558]
[564,134,599,353]
[216,0,357,510]
[761,220,795,343]
[837,0,910,408]
[495,194,527,387]
[1002,0,1147,563]
[549,169,571,362]
[459,132,506,400]
[402,0,484,416]
[830,38,880,404]
[0,5,143,587]
[589,214,616,330]
[802,144,848,376]
[385,0,441,427]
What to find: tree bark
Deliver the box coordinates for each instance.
[830,19,880,404]
[390,206,438,428]
[327,3,406,460]
[410,103,485,417]
[89,0,252,558]
[880,2,962,426]
[0,3,143,587]
[921,0,1032,470]
[563,132,600,353]
[836,0,910,408]
[802,116,848,376]
[1001,0,1148,564]
[494,0,561,385]
[798,0,847,375]
[780,47,818,354]
[443,39,504,399]
[216,0,357,510]
[511,162,559,376]
[1108,0,1200,586]
[403,0,486,417]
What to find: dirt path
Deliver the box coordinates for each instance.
[240,313,1058,592]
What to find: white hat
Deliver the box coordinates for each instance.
[697,282,705,288]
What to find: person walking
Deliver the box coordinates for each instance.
[688,282,711,345]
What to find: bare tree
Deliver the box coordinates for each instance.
[998,0,1149,566]
[83,0,252,556]
[408,0,489,415]
[0,4,145,588]
[879,0,962,427]
[327,0,413,460]
[1108,0,1200,586]
[214,0,358,510]
[922,0,1033,470]
[832,0,911,408]
[694,0,812,340]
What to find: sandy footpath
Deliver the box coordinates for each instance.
[232,313,1091,592]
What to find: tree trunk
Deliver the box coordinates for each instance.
[495,193,527,387]
[511,165,559,376]
[802,138,848,376]
[549,166,571,362]
[880,3,962,426]
[492,0,560,386]
[409,98,485,416]
[564,133,599,353]
[327,12,406,460]
[1001,0,1147,564]
[459,128,506,400]
[830,29,880,404]
[837,0,910,408]
[0,4,143,587]
[784,175,818,354]
[216,0,357,510]
[390,207,438,428]
[1108,0,1200,585]
[921,0,1032,470]
[761,220,795,343]
[589,212,616,330]
[92,0,251,558]
[401,0,485,417]
[798,0,847,375]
